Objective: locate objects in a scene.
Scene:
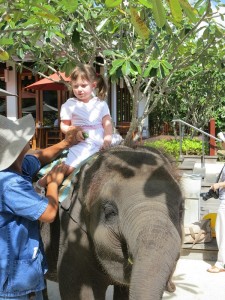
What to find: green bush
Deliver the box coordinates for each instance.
[144,138,209,160]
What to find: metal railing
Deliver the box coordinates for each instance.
[172,119,222,167]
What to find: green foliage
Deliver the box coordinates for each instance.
[156,66,225,132]
[1,0,225,144]
[144,138,208,160]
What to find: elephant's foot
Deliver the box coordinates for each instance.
[166,280,176,293]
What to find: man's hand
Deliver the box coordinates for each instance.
[76,130,87,142]
[64,126,82,147]
[46,163,68,187]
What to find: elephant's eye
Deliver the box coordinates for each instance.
[103,201,118,221]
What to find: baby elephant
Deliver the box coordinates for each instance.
[41,146,184,300]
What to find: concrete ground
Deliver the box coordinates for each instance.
[163,258,225,300]
[47,257,225,300]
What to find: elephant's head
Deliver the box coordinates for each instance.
[75,146,184,299]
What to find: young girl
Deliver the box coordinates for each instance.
[60,64,113,175]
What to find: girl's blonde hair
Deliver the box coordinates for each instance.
[70,64,108,100]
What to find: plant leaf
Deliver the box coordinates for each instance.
[169,0,182,23]
[130,59,142,74]
[112,59,125,68]
[0,38,14,45]
[137,0,152,8]
[161,60,173,70]
[122,60,131,76]
[130,7,150,40]
[60,0,78,12]
[161,63,170,76]
[105,0,122,8]
[110,59,125,75]
[143,65,152,77]
[37,12,60,23]
[0,49,9,61]
[179,0,197,23]
[103,49,116,56]
[96,18,108,32]
[151,0,166,28]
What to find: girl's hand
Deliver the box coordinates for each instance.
[46,163,68,187]
[101,135,112,150]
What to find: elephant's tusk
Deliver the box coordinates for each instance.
[128,257,133,265]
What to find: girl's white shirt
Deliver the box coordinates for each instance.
[60,96,110,128]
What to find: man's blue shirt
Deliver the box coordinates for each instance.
[0,155,48,297]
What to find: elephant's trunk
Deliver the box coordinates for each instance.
[122,204,182,300]
[129,248,178,300]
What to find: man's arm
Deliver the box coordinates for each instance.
[31,127,80,167]
[38,163,68,223]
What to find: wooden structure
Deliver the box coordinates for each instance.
[16,65,69,149]
[45,128,64,147]
[116,122,131,138]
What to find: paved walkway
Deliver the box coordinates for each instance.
[47,257,225,300]
[162,258,225,299]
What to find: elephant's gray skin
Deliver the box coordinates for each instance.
[41,145,184,300]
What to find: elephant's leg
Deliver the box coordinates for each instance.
[40,215,60,281]
[58,221,109,299]
[113,285,129,300]
[59,269,108,300]
[42,282,49,300]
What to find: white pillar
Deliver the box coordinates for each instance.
[110,81,117,125]
[5,62,18,120]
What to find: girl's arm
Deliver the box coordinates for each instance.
[60,120,72,134]
[31,127,78,167]
[102,115,113,149]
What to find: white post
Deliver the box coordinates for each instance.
[111,81,117,125]
[5,62,18,121]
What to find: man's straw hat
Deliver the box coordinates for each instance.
[0,114,35,171]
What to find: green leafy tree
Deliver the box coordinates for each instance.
[0,0,225,144]
[156,63,225,136]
